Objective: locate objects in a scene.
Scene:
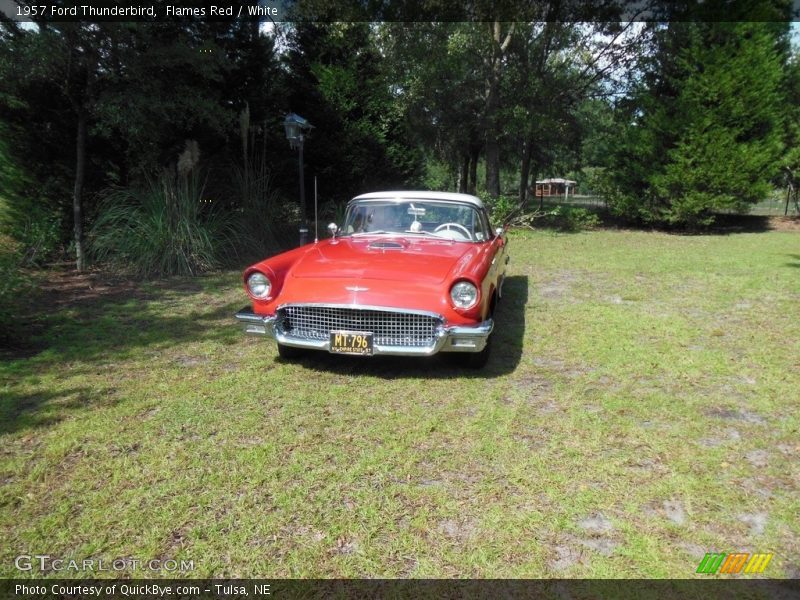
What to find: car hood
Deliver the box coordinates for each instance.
[289,236,477,284]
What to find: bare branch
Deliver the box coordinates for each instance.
[500,23,515,53]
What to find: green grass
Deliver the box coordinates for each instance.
[1,229,798,578]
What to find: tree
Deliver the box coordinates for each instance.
[483,21,515,199]
[380,22,484,193]
[780,49,800,214]
[0,19,113,270]
[1,15,282,267]
[505,18,646,207]
[281,22,422,210]
[603,21,788,226]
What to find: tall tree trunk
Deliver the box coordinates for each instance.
[458,153,469,193]
[73,108,87,272]
[484,67,501,198]
[519,137,533,207]
[468,141,480,194]
[538,172,544,212]
[483,21,514,200]
[484,134,500,198]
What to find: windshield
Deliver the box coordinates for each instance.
[342,199,489,242]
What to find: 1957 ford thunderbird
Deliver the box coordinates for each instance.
[234,191,509,368]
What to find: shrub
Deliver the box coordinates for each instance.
[0,237,31,345]
[1,131,62,265]
[11,210,61,265]
[90,171,238,277]
[541,206,601,232]
[481,193,519,226]
[592,170,663,225]
[421,160,454,191]
[231,161,299,257]
[234,109,301,256]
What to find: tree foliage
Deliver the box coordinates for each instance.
[281,23,422,200]
[601,21,788,226]
[0,17,284,268]
[1,6,798,286]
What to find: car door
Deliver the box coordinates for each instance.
[482,210,508,312]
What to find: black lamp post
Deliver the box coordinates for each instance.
[283,113,313,246]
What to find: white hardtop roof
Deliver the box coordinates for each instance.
[351,190,484,208]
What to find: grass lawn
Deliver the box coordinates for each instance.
[1,229,798,578]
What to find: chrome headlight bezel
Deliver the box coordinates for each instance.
[246,272,272,299]
[450,281,478,309]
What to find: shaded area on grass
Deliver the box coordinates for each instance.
[1,269,242,435]
[6,269,240,361]
[707,214,800,234]
[0,387,117,435]
[531,202,800,235]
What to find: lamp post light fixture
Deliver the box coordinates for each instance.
[284,113,313,246]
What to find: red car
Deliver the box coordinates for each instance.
[235,191,509,367]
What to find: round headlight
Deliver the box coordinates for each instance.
[247,272,271,298]
[450,281,478,309]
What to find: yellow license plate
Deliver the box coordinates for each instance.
[329,331,374,355]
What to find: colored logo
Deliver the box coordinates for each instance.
[696,552,773,574]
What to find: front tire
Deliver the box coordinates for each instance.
[277,343,305,360]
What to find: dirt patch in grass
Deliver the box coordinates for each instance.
[35,264,148,309]
[577,536,619,556]
[677,542,707,560]
[437,518,480,543]
[174,355,210,367]
[577,512,614,535]
[662,500,687,526]
[532,357,594,379]
[766,216,800,232]
[642,499,687,526]
[698,427,741,448]
[744,449,770,468]
[508,374,555,410]
[625,455,670,477]
[331,536,359,555]
[537,271,578,301]
[569,514,622,559]
[158,527,189,561]
[549,544,587,571]
[738,512,768,536]
[703,407,767,424]
[735,472,797,500]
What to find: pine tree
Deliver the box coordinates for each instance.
[605,21,788,227]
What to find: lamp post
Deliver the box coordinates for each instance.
[284,113,313,246]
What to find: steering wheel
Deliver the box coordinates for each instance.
[434,222,472,240]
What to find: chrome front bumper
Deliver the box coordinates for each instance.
[235,307,493,356]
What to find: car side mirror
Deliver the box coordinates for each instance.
[495,227,504,237]
[328,223,338,240]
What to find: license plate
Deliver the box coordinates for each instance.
[329,331,374,356]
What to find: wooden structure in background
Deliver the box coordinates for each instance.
[535,178,577,199]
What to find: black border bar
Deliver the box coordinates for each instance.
[1,0,799,23]
[1,579,800,600]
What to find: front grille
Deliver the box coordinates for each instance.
[277,305,442,348]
